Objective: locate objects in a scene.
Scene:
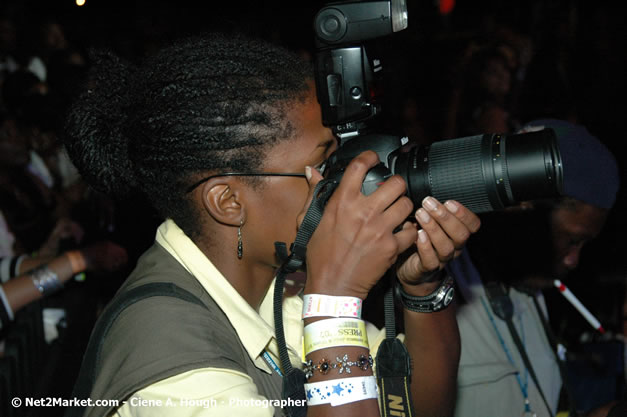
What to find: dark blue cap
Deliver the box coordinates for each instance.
[522,119,620,209]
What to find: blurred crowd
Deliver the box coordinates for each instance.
[0,0,625,416]
[0,8,159,416]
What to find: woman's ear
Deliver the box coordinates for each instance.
[199,179,244,227]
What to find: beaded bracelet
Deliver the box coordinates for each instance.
[304,353,373,380]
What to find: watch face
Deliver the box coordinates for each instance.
[397,276,455,312]
[443,287,455,306]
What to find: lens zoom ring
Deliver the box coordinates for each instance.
[501,153,513,201]
[497,137,514,201]
[427,136,493,213]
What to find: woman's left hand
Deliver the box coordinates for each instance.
[397,198,480,287]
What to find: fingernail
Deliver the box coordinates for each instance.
[423,196,438,211]
[418,229,428,243]
[305,166,312,181]
[445,200,459,213]
[416,208,431,223]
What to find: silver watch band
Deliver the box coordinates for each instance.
[396,275,455,313]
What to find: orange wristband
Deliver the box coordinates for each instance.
[66,250,87,274]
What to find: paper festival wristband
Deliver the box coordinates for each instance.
[302,294,363,319]
[304,318,369,355]
[305,375,379,406]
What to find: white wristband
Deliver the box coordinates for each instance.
[305,376,379,406]
[302,294,363,319]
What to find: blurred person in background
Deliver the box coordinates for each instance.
[448,44,520,138]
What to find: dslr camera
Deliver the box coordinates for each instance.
[313,0,563,212]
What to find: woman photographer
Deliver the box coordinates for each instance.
[62,32,480,417]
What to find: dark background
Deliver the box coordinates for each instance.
[5,0,626,150]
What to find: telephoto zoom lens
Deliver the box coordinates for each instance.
[393,129,563,213]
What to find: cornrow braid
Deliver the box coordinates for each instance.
[63,32,312,239]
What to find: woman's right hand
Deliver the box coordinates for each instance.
[302,151,417,300]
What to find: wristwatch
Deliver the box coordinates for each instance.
[395,275,455,313]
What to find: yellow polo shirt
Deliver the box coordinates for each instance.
[111,220,391,417]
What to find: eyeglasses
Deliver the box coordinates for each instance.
[186,172,307,193]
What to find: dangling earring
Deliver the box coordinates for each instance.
[237,220,244,259]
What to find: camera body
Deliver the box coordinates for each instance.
[313,0,563,213]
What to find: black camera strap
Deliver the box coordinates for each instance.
[273,179,337,417]
[375,277,416,417]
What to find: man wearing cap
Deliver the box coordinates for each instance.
[447,119,621,417]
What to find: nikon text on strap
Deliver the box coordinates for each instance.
[376,275,415,417]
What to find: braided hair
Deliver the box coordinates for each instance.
[62,32,312,239]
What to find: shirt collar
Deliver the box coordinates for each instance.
[155,219,302,372]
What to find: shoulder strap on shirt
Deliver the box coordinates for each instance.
[484,281,555,417]
[65,282,206,417]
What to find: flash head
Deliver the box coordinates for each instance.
[314,1,409,129]
[314,0,408,45]
[391,0,408,32]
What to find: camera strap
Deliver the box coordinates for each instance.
[376,273,416,417]
[484,281,554,417]
[273,179,338,417]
